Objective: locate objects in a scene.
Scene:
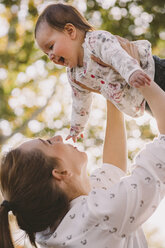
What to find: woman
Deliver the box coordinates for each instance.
[0,45,165,248]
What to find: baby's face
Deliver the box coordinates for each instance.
[36,21,83,68]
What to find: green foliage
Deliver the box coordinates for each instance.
[86,0,165,46]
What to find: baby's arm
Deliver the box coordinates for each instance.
[116,35,152,88]
[87,31,151,88]
[66,85,92,142]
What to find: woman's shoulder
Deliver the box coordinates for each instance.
[90,164,126,189]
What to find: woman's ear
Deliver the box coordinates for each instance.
[52,169,70,181]
[64,23,77,39]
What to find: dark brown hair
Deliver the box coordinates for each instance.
[0,148,70,248]
[35,3,94,38]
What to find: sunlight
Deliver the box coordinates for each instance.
[0,17,9,37]
[97,0,116,9]
[0,120,12,136]
[28,120,44,133]
[0,68,7,80]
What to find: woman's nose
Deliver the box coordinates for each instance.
[50,135,63,143]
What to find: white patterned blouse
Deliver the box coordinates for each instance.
[67,30,155,137]
[36,135,165,248]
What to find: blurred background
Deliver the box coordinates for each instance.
[0,0,165,247]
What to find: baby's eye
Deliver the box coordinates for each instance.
[49,45,53,50]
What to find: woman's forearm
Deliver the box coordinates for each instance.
[103,100,127,172]
[139,81,165,134]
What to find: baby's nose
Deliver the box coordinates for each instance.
[49,53,54,61]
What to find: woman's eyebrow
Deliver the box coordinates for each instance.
[39,138,47,145]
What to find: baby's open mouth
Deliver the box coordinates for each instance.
[59,56,65,63]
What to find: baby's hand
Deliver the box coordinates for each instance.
[66,135,77,143]
[66,134,84,143]
[129,70,151,88]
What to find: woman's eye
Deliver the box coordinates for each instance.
[47,140,52,144]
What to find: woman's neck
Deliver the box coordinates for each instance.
[68,173,91,201]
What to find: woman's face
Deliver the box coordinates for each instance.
[19,136,88,176]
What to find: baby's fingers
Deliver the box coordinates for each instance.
[135,77,146,86]
[72,136,77,143]
[65,135,71,141]
[66,135,77,143]
[143,74,151,85]
[77,134,84,142]
[130,81,141,88]
[137,73,151,86]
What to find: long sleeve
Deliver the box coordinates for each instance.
[90,163,126,190]
[69,84,93,137]
[87,135,165,237]
[85,30,143,83]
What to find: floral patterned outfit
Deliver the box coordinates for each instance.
[67,30,155,137]
[36,135,165,248]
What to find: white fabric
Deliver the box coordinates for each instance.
[36,135,165,248]
[67,30,155,137]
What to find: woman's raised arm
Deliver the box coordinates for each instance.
[139,81,165,134]
[103,100,127,172]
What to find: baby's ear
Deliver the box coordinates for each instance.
[64,23,76,39]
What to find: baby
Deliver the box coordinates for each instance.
[35,3,164,141]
